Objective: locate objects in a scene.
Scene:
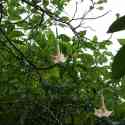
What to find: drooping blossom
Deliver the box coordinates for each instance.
[52,44,66,64]
[94,94,112,118]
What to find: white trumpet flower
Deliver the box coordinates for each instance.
[52,52,66,64]
[52,43,66,64]
[94,95,112,118]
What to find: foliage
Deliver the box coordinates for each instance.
[107,15,125,33]
[0,0,124,125]
[108,15,125,80]
[112,46,125,79]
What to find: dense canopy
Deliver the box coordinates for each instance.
[0,0,125,124]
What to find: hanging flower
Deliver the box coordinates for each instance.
[94,95,112,118]
[52,43,66,64]
[52,52,66,64]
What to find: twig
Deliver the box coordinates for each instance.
[72,10,111,21]
[72,2,78,19]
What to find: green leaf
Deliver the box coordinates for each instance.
[107,15,125,33]
[96,6,104,10]
[118,39,125,45]
[58,34,70,42]
[112,46,125,79]
[30,15,41,24]
[96,0,107,4]
[60,16,69,22]
[8,31,24,38]
[43,0,49,6]
[92,35,98,42]
[78,31,86,37]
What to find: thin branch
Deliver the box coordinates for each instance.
[21,0,91,41]
[72,10,111,21]
[0,28,58,71]
[0,28,32,66]
[22,0,59,20]
[72,2,78,19]
[0,40,21,61]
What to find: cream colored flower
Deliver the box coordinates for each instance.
[52,52,66,64]
[52,43,66,64]
[94,95,112,118]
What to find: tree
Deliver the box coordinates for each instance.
[0,0,124,125]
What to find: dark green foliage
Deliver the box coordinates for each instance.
[0,0,124,124]
[107,15,125,33]
[112,46,125,79]
[118,39,125,45]
[0,95,95,125]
